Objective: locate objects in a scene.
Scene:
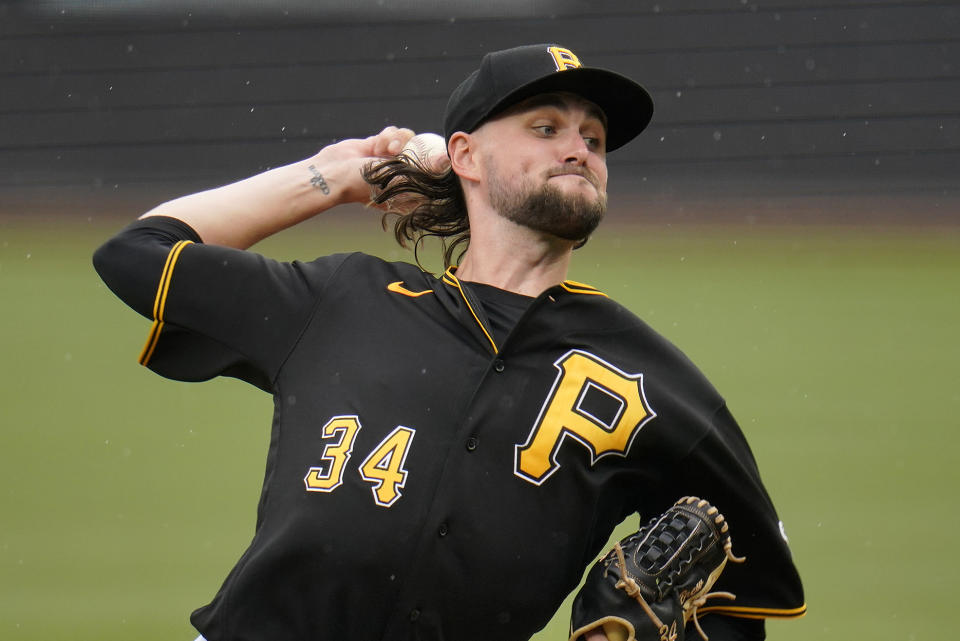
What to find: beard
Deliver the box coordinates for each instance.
[487,166,607,242]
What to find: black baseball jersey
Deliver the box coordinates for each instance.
[93,217,805,641]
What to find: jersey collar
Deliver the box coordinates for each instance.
[437,267,609,356]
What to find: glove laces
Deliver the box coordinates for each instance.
[612,540,744,641]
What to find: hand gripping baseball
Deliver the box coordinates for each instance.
[569,497,746,641]
[363,131,451,214]
[399,132,449,174]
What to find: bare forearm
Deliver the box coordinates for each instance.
[139,126,415,249]
[140,158,338,249]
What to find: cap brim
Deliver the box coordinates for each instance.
[480,67,654,152]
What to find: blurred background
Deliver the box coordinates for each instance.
[1,1,958,640]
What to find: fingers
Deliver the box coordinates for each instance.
[370,126,416,158]
[583,628,610,641]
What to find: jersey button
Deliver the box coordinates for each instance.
[465,436,479,451]
[409,608,421,622]
[493,358,505,373]
[438,523,449,537]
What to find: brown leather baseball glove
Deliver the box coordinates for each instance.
[569,497,745,641]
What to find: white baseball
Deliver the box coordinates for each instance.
[400,133,449,173]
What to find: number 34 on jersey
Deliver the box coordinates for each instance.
[304,416,415,508]
[303,349,656,507]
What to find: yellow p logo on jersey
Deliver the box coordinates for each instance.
[547,46,582,71]
[515,350,656,485]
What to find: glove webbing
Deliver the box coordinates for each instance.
[611,500,746,641]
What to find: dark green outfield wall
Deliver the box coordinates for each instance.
[2,0,958,221]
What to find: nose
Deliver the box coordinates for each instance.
[562,132,590,165]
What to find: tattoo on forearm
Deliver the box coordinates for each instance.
[307,165,330,195]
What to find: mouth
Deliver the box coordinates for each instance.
[547,167,600,189]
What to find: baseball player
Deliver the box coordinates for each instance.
[94,44,804,641]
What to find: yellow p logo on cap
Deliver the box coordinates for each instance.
[547,46,582,71]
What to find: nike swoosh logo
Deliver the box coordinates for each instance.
[387,281,434,298]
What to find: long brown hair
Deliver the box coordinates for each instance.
[362,156,469,269]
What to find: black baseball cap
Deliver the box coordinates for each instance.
[443,44,654,152]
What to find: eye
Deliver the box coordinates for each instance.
[582,129,607,153]
[533,124,556,136]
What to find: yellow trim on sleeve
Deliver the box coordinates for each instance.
[697,603,807,620]
[139,240,193,366]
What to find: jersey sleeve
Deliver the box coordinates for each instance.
[669,403,807,625]
[93,216,349,391]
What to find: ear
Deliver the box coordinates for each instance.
[448,132,482,184]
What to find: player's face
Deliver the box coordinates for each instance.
[478,93,609,242]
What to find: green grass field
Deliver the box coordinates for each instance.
[2,214,957,640]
